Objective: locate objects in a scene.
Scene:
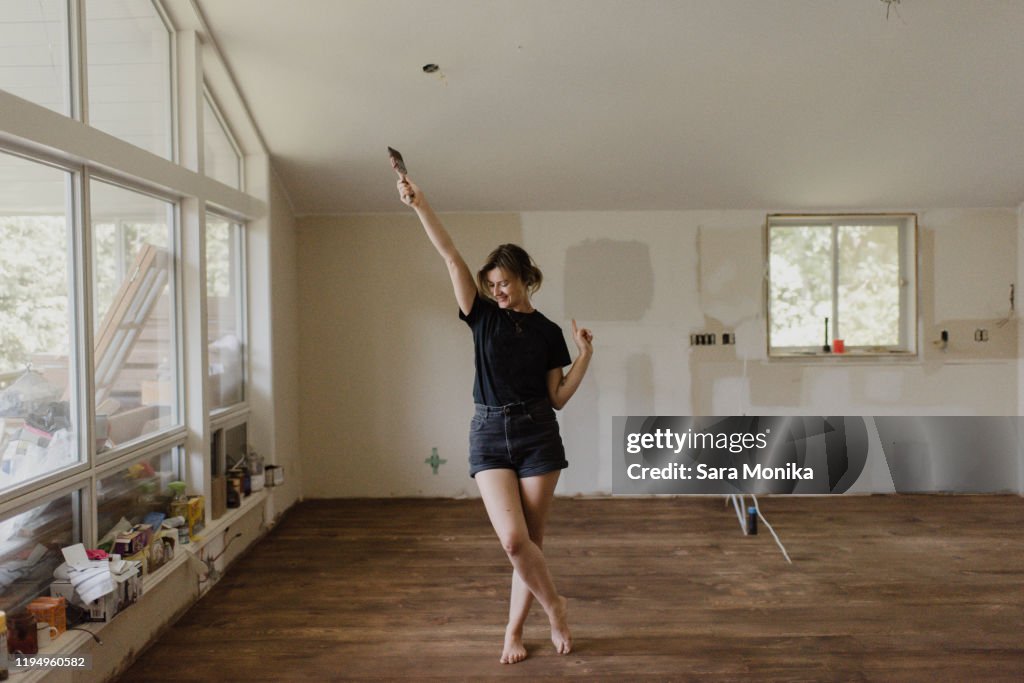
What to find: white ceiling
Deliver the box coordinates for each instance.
[196,0,1024,214]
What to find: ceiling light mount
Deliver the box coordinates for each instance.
[421,63,447,87]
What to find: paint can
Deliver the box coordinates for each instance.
[247,450,265,492]
[227,469,243,507]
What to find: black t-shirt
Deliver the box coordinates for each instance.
[460,294,572,406]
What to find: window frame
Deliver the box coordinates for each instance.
[0,0,75,116]
[94,444,182,544]
[765,213,918,359]
[0,146,89,501]
[0,482,85,615]
[204,208,248,416]
[81,0,178,161]
[0,0,265,578]
[87,171,185,463]
[202,86,244,190]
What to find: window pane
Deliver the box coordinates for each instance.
[204,95,241,189]
[838,225,900,346]
[86,0,172,158]
[96,449,176,544]
[0,152,80,491]
[0,491,79,614]
[206,216,244,409]
[91,180,177,450]
[769,226,833,348]
[0,0,71,115]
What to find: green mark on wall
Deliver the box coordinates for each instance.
[425,447,447,474]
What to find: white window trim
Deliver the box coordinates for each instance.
[765,213,919,359]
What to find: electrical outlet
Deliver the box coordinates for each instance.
[974,329,989,342]
[690,333,718,346]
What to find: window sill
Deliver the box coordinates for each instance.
[770,350,917,360]
[16,489,269,682]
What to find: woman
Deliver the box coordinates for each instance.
[398,175,593,664]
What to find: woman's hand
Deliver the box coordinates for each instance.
[397,176,423,208]
[549,320,595,409]
[572,319,593,357]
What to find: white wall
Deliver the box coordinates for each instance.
[298,207,1020,497]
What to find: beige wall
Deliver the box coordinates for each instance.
[267,170,303,513]
[1019,203,1024,493]
[298,207,1021,497]
[298,213,522,497]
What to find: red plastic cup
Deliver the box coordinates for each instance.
[833,339,845,353]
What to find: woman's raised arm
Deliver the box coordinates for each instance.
[399,176,477,316]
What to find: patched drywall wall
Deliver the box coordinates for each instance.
[298,207,1021,497]
[697,225,763,328]
[564,239,654,320]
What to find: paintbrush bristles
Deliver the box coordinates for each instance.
[387,146,407,175]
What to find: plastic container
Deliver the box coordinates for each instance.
[747,506,758,535]
[168,481,188,520]
[168,482,190,544]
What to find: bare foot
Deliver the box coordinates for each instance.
[549,595,572,655]
[500,625,528,664]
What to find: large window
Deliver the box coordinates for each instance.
[0,0,72,115]
[96,449,177,543]
[86,0,173,159]
[91,180,178,449]
[767,214,917,356]
[0,152,81,493]
[203,93,242,189]
[0,0,257,625]
[0,490,81,615]
[206,214,245,410]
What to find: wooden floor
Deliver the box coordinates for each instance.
[116,495,1024,682]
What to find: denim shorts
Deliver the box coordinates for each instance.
[468,398,568,478]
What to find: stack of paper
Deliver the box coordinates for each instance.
[61,544,114,604]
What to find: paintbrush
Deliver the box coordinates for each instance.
[387,146,415,202]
